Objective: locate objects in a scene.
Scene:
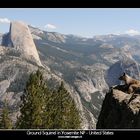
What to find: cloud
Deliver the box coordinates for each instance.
[0,18,10,24]
[44,24,56,30]
[125,29,140,36]
[113,31,121,35]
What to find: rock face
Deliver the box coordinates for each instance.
[8,21,42,66]
[0,22,95,129]
[29,25,140,129]
[96,85,140,129]
[1,22,140,129]
[0,45,88,129]
[106,56,140,87]
[0,33,3,45]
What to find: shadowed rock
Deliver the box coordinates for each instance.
[96,85,140,129]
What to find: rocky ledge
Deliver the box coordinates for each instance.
[96,85,140,129]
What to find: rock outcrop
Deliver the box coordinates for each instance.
[96,85,140,129]
[1,22,140,129]
[106,57,140,87]
[0,45,88,129]
[6,21,42,66]
[0,22,92,129]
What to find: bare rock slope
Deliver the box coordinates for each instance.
[96,85,140,129]
[0,21,93,129]
[106,56,140,87]
[8,21,42,66]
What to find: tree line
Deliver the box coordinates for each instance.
[0,70,81,129]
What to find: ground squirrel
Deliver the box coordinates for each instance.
[119,72,140,94]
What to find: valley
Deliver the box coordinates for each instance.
[0,21,140,129]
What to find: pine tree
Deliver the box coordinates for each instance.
[17,70,46,129]
[43,82,81,129]
[0,101,12,129]
[56,82,81,129]
[42,89,57,129]
[17,69,81,129]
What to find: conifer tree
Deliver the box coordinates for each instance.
[17,69,81,129]
[17,70,46,129]
[43,82,81,129]
[56,82,81,129]
[0,101,12,129]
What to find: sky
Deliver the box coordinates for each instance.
[0,8,140,37]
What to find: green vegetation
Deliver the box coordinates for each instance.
[16,70,46,129]
[43,82,81,129]
[17,69,81,129]
[0,101,12,129]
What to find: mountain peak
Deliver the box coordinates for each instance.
[5,21,43,66]
[9,21,42,66]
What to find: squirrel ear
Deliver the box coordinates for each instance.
[123,72,126,76]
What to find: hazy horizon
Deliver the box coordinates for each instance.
[1,8,140,37]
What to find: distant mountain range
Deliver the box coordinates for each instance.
[0,21,140,129]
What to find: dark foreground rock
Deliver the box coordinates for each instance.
[96,85,140,129]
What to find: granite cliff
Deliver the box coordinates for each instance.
[1,21,140,129]
[0,21,92,129]
[2,21,42,67]
[97,84,140,129]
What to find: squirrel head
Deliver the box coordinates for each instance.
[119,72,126,81]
